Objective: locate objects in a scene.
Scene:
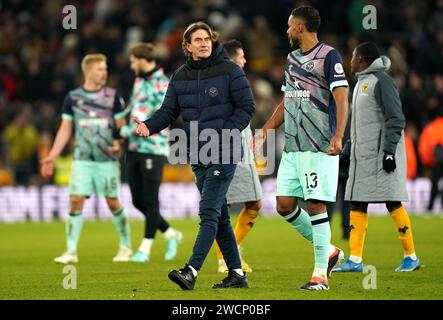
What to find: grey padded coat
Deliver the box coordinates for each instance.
[345,56,408,202]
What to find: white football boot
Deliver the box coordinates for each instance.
[113,246,133,262]
[54,251,78,264]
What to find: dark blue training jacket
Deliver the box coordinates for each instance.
[144,41,255,164]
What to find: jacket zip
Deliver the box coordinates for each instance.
[377,129,382,152]
[350,83,358,201]
[197,70,201,108]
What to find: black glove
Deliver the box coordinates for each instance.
[382,152,396,173]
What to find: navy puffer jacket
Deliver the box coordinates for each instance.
[144,41,255,163]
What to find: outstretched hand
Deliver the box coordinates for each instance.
[132,117,150,137]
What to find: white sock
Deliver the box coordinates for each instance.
[312,267,328,280]
[188,265,198,277]
[138,238,153,255]
[233,268,244,276]
[163,227,176,240]
[349,255,362,263]
[405,253,417,260]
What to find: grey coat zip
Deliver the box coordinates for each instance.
[345,56,408,202]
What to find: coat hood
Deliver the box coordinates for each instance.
[356,55,391,77]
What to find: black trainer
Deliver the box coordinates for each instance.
[168,264,196,290]
[212,270,249,289]
[300,278,329,291]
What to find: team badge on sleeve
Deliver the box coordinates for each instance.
[334,63,344,74]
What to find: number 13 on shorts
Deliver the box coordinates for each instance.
[276,151,338,202]
[299,152,338,201]
[304,172,318,189]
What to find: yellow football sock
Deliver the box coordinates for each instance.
[349,211,368,259]
[215,241,223,260]
[234,208,258,245]
[389,206,416,255]
[214,208,259,260]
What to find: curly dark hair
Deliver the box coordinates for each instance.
[291,5,321,33]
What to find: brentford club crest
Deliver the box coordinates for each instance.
[305,61,315,71]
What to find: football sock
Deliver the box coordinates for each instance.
[405,253,418,260]
[215,241,223,260]
[283,206,313,242]
[283,207,337,257]
[215,208,259,260]
[234,208,259,245]
[189,264,198,277]
[349,210,368,261]
[111,208,131,248]
[349,255,363,264]
[138,238,153,255]
[66,212,83,253]
[233,268,244,276]
[312,268,328,281]
[389,206,416,257]
[163,227,177,240]
[311,213,330,280]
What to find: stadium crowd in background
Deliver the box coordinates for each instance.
[0,0,442,192]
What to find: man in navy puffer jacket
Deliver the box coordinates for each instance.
[133,21,255,290]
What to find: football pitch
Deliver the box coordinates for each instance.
[1,214,442,300]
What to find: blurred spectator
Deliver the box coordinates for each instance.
[405,129,418,180]
[387,40,408,95]
[2,104,39,185]
[434,74,443,108]
[0,158,14,186]
[0,0,442,186]
[23,59,50,101]
[34,101,58,136]
[245,16,279,74]
[403,71,427,128]
[53,146,73,186]
[418,110,443,211]
[0,69,16,100]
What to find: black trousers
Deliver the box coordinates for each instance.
[428,162,443,211]
[189,163,240,271]
[126,152,169,239]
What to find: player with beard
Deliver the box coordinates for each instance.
[255,6,348,290]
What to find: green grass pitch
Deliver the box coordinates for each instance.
[1,214,442,300]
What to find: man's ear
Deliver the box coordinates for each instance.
[186,42,192,54]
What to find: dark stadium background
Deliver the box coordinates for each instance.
[0,0,442,220]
